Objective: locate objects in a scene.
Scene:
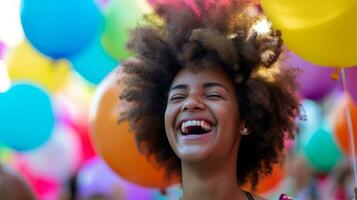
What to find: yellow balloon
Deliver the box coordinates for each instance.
[260,0,357,67]
[6,41,70,93]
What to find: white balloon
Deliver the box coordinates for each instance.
[21,125,81,182]
[0,0,23,47]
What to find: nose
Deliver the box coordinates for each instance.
[182,96,205,112]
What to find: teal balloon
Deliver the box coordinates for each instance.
[21,0,103,59]
[295,100,322,153]
[302,123,342,172]
[0,83,55,151]
[69,36,118,85]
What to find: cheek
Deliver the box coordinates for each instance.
[164,106,179,149]
[164,105,177,132]
[217,102,240,129]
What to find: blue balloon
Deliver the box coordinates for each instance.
[302,123,342,172]
[21,0,103,59]
[69,36,118,84]
[0,83,55,151]
[295,100,322,153]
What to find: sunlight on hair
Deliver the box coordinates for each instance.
[255,63,281,82]
[251,17,271,35]
[0,60,11,93]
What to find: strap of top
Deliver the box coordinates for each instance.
[245,191,255,200]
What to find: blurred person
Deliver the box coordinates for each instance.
[0,162,35,200]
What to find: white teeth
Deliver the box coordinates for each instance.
[180,120,213,134]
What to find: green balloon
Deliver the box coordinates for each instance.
[302,123,342,172]
[102,0,153,59]
[0,147,11,162]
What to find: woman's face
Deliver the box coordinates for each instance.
[164,67,241,162]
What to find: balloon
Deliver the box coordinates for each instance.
[260,0,357,67]
[97,0,111,9]
[285,52,338,100]
[346,67,357,103]
[302,123,342,172]
[102,0,153,59]
[0,0,24,47]
[0,41,6,59]
[148,0,232,9]
[148,0,235,17]
[0,147,12,163]
[21,0,103,59]
[0,83,55,151]
[15,159,60,200]
[242,163,285,194]
[91,67,178,188]
[20,125,81,182]
[332,95,357,156]
[6,41,70,93]
[57,72,96,124]
[295,100,322,153]
[255,164,285,194]
[69,35,118,85]
[54,75,97,163]
[77,157,156,200]
[71,122,97,164]
[153,185,182,200]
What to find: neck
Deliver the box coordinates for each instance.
[180,145,247,200]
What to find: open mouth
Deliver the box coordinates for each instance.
[180,120,213,136]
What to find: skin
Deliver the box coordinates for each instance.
[164,67,265,200]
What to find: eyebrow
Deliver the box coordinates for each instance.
[203,82,229,91]
[170,84,188,91]
[169,82,228,91]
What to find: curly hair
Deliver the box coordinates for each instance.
[118,1,300,189]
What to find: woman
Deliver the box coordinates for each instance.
[118,1,300,199]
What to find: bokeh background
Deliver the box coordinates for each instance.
[0,0,357,199]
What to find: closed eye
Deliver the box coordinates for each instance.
[169,94,186,102]
[206,93,225,100]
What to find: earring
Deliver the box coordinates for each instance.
[240,127,250,136]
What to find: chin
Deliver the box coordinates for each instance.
[176,147,212,163]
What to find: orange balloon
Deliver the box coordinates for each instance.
[332,95,357,156]
[242,163,284,194]
[90,67,178,188]
[255,164,284,194]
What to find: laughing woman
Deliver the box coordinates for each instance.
[118,1,300,199]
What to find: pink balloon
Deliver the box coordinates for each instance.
[346,67,357,103]
[285,52,339,100]
[147,0,232,17]
[148,0,200,16]
[0,41,6,59]
[15,158,60,200]
[96,0,110,9]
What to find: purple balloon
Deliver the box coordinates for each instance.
[77,157,155,200]
[0,41,6,59]
[285,52,339,100]
[346,67,357,103]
